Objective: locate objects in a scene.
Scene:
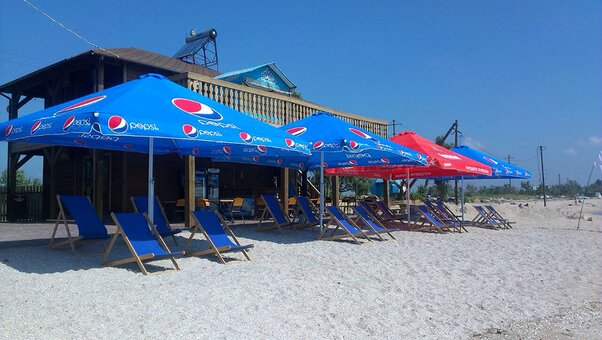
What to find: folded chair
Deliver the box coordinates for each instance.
[472,206,506,229]
[424,200,469,232]
[293,196,320,227]
[131,196,182,244]
[358,201,405,229]
[50,195,111,252]
[319,206,371,244]
[183,210,253,264]
[353,205,396,241]
[485,205,515,229]
[257,194,294,231]
[415,205,460,233]
[103,213,181,275]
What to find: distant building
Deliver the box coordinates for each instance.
[215,63,296,95]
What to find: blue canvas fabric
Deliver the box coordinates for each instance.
[280,112,427,169]
[353,206,385,232]
[449,146,532,179]
[326,206,362,234]
[416,205,446,227]
[192,210,250,251]
[262,194,290,225]
[131,196,180,237]
[113,213,180,257]
[295,196,319,224]
[0,73,310,169]
[59,195,109,239]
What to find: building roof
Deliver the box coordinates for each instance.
[215,62,296,92]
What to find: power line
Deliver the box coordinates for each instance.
[21,0,119,58]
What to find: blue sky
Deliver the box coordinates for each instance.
[1,0,600,185]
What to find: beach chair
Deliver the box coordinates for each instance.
[374,201,408,224]
[50,195,111,252]
[183,210,253,264]
[485,205,515,229]
[415,205,460,233]
[293,196,320,227]
[358,201,405,229]
[257,194,294,231]
[226,197,246,224]
[319,206,371,244]
[103,213,181,275]
[424,200,469,233]
[131,196,182,244]
[471,206,506,229]
[353,205,396,241]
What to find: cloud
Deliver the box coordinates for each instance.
[563,147,577,157]
[588,136,602,145]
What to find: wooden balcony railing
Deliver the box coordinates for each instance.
[170,72,388,137]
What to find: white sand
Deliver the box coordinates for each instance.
[0,199,600,339]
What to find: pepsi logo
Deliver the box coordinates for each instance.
[30,121,41,135]
[349,140,359,150]
[313,141,324,150]
[285,127,307,136]
[182,124,198,138]
[381,158,390,164]
[483,156,499,165]
[123,143,134,150]
[192,147,199,156]
[298,162,305,168]
[56,95,106,114]
[349,128,375,141]
[349,160,358,166]
[240,132,253,143]
[172,98,223,121]
[322,161,328,167]
[285,138,295,148]
[257,145,267,154]
[74,138,85,145]
[108,116,128,133]
[223,146,232,155]
[277,159,283,165]
[63,116,75,132]
[252,156,260,162]
[5,125,13,138]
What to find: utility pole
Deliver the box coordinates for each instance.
[392,119,396,136]
[538,146,547,207]
[507,155,512,189]
[558,174,561,186]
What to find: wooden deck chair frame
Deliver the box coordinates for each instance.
[484,205,514,229]
[49,194,108,252]
[102,212,180,275]
[257,195,293,232]
[318,206,372,244]
[352,206,396,241]
[292,196,319,229]
[413,206,453,233]
[130,195,179,245]
[359,201,406,229]
[471,206,504,229]
[182,210,252,264]
[424,201,469,233]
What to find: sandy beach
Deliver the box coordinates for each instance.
[0,199,600,339]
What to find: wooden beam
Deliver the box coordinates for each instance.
[184,156,195,228]
[383,180,390,206]
[280,168,289,209]
[332,176,340,207]
[16,154,34,170]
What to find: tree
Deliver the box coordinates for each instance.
[339,177,372,197]
[0,169,41,187]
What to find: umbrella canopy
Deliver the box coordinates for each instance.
[449,146,532,179]
[325,131,491,179]
[0,73,310,168]
[280,112,427,169]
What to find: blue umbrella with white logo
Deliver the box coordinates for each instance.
[0,73,310,222]
[280,112,427,229]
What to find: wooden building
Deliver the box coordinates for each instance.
[1,47,388,224]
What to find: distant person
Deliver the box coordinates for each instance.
[518,203,523,209]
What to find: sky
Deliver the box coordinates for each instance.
[0,0,600,186]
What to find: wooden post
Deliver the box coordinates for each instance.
[383,180,390,206]
[280,168,289,209]
[184,156,195,228]
[301,170,308,197]
[332,176,340,207]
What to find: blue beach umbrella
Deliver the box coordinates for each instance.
[451,146,532,179]
[0,73,310,221]
[280,112,427,229]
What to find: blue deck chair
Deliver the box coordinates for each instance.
[353,205,396,240]
[485,205,514,229]
[424,200,470,232]
[50,195,111,252]
[415,205,459,233]
[319,206,371,244]
[472,206,506,229]
[358,201,405,229]
[183,210,253,264]
[103,213,181,275]
[294,196,320,227]
[257,194,293,231]
[131,196,182,244]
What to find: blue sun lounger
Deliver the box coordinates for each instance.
[183,210,253,264]
[485,205,514,229]
[415,205,459,233]
[319,206,371,244]
[424,200,470,232]
[50,195,111,251]
[257,194,294,231]
[353,205,396,241]
[103,213,181,275]
[294,196,320,227]
[472,206,507,229]
[131,196,182,244]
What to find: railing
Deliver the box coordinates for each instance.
[0,185,44,222]
[171,72,388,137]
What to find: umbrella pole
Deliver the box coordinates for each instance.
[148,137,155,223]
[319,151,324,232]
[406,169,410,229]
[461,176,465,224]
